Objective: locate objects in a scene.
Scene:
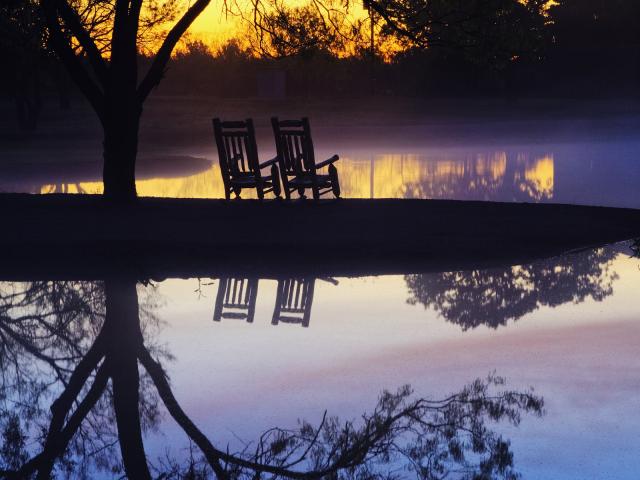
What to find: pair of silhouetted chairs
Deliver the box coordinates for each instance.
[213,277,338,327]
[212,117,341,200]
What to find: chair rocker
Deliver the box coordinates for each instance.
[271,117,341,199]
[213,118,281,199]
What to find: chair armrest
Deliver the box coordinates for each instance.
[259,156,279,169]
[315,154,340,169]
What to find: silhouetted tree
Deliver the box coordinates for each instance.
[0,0,47,131]
[547,0,640,95]
[17,0,211,199]
[248,0,365,58]
[406,246,618,330]
[367,0,548,70]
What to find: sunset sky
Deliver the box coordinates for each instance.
[183,0,557,51]
[186,0,369,49]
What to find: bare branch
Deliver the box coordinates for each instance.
[40,1,106,121]
[47,0,109,83]
[137,0,212,101]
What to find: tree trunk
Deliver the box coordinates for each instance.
[102,102,141,200]
[104,278,152,479]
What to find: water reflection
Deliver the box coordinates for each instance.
[30,151,555,202]
[405,245,620,330]
[213,277,339,328]
[4,140,640,207]
[0,277,543,479]
[203,246,622,331]
[213,278,259,323]
[0,243,635,478]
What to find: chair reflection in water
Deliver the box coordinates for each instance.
[213,277,338,327]
[272,277,339,328]
[213,278,259,323]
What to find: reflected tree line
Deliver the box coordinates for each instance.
[394,153,553,203]
[406,246,620,330]
[0,277,543,479]
[212,245,621,332]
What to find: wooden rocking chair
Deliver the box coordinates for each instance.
[271,117,340,199]
[213,118,281,199]
[213,278,259,323]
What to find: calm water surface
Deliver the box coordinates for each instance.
[3,139,640,207]
[1,243,638,478]
[1,136,639,478]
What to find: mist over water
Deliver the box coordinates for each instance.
[3,134,640,208]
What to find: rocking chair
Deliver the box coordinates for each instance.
[271,117,340,199]
[213,118,281,199]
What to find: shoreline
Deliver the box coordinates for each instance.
[1,194,639,280]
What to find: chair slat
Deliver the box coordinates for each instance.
[220,120,248,129]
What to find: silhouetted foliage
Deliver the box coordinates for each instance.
[0,0,48,131]
[406,246,618,330]
[545,0,640,96]
[369,0,547,68]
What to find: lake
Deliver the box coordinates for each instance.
[0,135,639,479]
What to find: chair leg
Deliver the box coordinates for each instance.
[329,164,341,198]
[271,165,281,198]
[281,177,291,199]
[312,184,320,200]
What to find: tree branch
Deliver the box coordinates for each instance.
[41,2,105,122]
[137,0,212,101]
[46,0,109,84]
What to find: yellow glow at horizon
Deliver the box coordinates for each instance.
[188,1,242,47]
[39,152,554,201]
[186,0,555,49]
[186,0,371,50]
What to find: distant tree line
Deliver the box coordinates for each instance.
[154,0,640,99]
[2,0,639,132]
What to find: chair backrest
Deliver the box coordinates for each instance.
[212,118,260,179]
[271,117,316,176]
[272,278,315,327]
[213,278,259,323]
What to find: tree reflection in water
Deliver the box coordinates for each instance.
[405,246,619,330]
[0,278,543,480]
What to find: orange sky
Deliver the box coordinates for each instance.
[186,0,369,49]
[185,0,557,51]
[189,1,243,46]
